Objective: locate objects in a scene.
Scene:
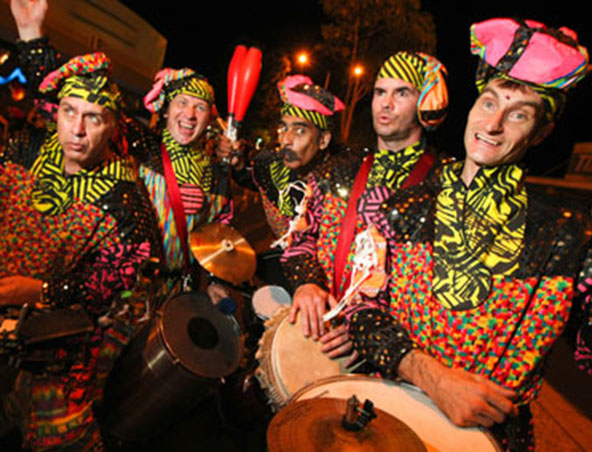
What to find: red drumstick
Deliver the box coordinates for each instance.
[234,47,262,123]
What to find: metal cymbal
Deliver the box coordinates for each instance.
[189,223,256,285]
[267,397,426,452]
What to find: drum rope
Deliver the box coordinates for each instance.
[271,180,309,250]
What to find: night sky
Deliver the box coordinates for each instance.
[120,0,591,176]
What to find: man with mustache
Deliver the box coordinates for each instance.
[282,52,449,358]
[349,18,592,450]
[218,75,344,286]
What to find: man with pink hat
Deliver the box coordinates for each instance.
[349,18,592,450]
[218,75,344,286]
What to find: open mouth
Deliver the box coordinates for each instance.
[179,121,196,131]
[475,133,500,146]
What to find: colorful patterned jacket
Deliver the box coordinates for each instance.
[349,161,592,451]
[0,126,162,450]
[17,37,233,273]
[281,140,443,301]
[129,125,233,272]
[232,147,336,240]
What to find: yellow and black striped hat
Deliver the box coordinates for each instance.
[278,75,344,130]
[377,51,449,130]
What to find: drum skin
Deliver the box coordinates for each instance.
[102,292,241,441]
[255,307,348,410]
[292,375,501,452]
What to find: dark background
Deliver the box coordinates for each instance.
[118,1,592,175]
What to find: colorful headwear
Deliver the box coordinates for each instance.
[39,52,122,112]
[377,51,449,130]
[471,18,591,122]
[278,75,344,130]
[143,68,216,115]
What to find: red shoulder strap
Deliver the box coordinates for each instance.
[332,154,374,299]
[161,143,190,273]
[331,151,436,300]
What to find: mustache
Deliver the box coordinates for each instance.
[280,147,299,162]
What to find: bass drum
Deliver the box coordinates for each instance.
[102,292,241,441]
[290,375,501,452]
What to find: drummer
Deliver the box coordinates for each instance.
[281,52,449,347]
[139,69,233,298]
[348,18,592,450]
[0,46,161,452]
[217,75,344,287]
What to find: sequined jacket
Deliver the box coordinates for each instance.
[349,162,592,450]
[281,141,443,300]
[1,120,163,452]
[232,148,335,239]
[1,126,162,315]
[17,37,233,272]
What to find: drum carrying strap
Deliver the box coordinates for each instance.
[161,143,191,278]
[332,151,436,300]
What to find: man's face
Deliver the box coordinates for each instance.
[57,96,115,174]
[464,78,548,168]
[278,115,330,169]
[371,77,421,149]
[166,94,211,145]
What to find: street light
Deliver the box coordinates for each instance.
[296,51,309,67]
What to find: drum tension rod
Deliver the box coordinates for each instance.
[341,395,377,432]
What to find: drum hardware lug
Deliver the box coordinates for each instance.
[341,396,376,432]
[182,273,192,292]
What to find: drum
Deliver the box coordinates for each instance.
[255,307,348,410]
[102,292,242,441]
[251,285,291,320]
[291,375,501,452]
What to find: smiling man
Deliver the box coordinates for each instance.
[140,69,233,290]
[281,52,449,353]
[348,18,592,450]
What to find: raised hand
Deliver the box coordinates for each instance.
[10,0,48,41]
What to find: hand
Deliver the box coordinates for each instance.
[10,0,47,41]
[206,283,229,306]
[319,324,359,368]
[289,283,336,340]
[399,351,518,428]
[0,276,43,306]
[215,136,244,168]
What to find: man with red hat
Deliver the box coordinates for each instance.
[349,18,592,450]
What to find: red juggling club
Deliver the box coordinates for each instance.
[226,45,262,141]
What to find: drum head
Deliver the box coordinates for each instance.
[292,375,501,452]
[252,285,291,320]
[270,309,345,400]
[159,292,241,378]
